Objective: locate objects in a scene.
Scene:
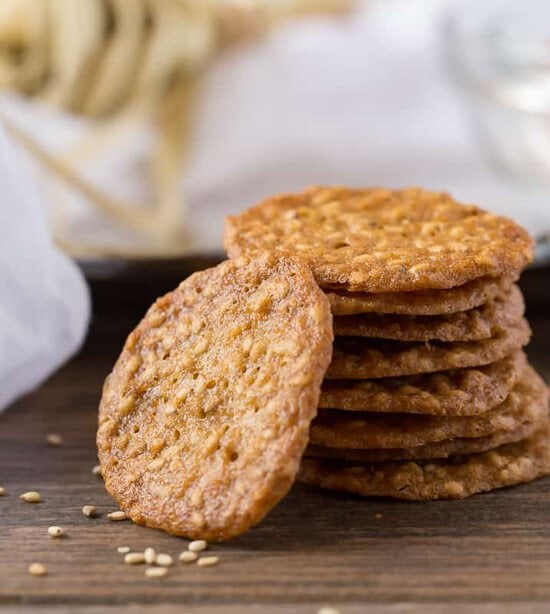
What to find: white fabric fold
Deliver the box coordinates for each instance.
[0,124,90,412]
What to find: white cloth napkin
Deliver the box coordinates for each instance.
[0,124,90,412]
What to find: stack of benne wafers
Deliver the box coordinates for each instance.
[225,186,550,501]
[98,185,550,543]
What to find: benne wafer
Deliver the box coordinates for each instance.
[326,275,516,316]
[320,352,525,416]
[306,420,542,463]
[299,422,550,500]
[332,285,524,342]
[98,253,333,540]
[327,318,531,379]
[311,366,548,449]
[224,186,534,293]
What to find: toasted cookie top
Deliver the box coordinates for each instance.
[224,187,534,293]
[97,254,333,541]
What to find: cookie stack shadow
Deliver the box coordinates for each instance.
[300,274,550,500]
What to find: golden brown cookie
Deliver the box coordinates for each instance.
[326,318,531,379]
[320,352,525,416]
[97,254,333,541]
[224,186,534,293]
[311,366,548,449]
[306,420,542,463]
[333,285,524,342]
[326,275,516,316]
[299,421,550,500]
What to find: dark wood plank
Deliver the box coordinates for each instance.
[1,266,550,610]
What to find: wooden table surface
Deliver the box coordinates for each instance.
[1,262,550,613]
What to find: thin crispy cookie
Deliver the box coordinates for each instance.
[306,420,542,463]
[311,366,548,449]
[320,352,525,416]
[224,186,534,293]
[299,421,550,500]
[326,275,516,316]
[333,285,524,342]
[97,254,333,541]
[327,318,531,379]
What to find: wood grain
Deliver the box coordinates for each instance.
[1,264,550,612]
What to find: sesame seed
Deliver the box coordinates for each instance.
[0,486,5,496]
[20,491,41,503]
[28,563,47,576]
[107,511,128,521]
[117,546,130,554]
[144,547,156,564]
[197,555,219,568]
[318,608,340,614]
[155,553,173,567]
[92,465,102,477]
[190,511,205,528]
[124,552,145,565]
[145,567,168,578]
[179,551,198,563]
[188,540,207,552]
[375,513,383,520]
[82,505,98,518]
[164,403,176,415]
[46,433,63,446]
[48,526,64,538]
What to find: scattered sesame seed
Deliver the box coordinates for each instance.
[145,566,168,578]
[144,547,156,564]
[117,546,131,554]
[46,433,63,446]
[107,511,128,521]
[179,551,198,563]
[197,555,219,568]
[92,465,102,477]
[82,505,98,518]
[124,552,145,565]
[155,553,173,567]
[0,486,5,496]
[28,563,47,577]
[48,526,64,538]
[188,540,207,553]
[20,491,41,503]
[318,608,340,614]
[375,513,383,520]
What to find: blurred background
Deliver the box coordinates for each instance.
[2,0,550,265]
[2,0,550,409]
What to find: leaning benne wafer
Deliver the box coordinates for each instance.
[97,253,333,541]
